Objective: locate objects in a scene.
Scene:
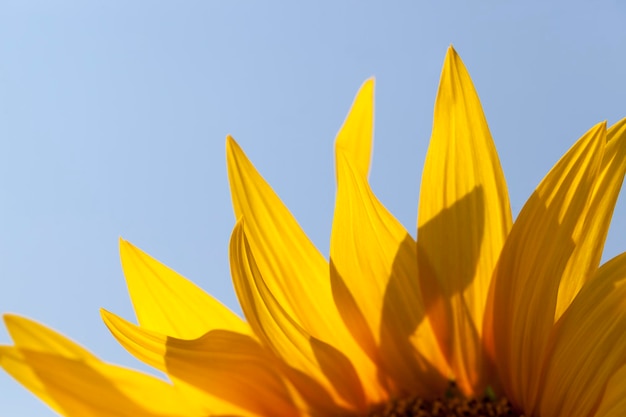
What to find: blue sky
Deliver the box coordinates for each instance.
[1,2,625,415]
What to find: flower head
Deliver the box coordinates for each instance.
[2,47,626,417]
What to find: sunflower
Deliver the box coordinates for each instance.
[2,46,626,417]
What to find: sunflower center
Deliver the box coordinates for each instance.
[367,384,524,417]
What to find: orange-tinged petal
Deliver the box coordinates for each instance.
[487,122,606,412]
[331,151,447,397]
[102,309,299,417]
[334,78,374,179]
[539,253,626,417]
[417,46,512,395]
[0,316,204,417]
[554,118,626,319]
[594,364,626,417]
[229,220,372,412]
[120,238,250,339]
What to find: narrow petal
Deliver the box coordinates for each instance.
[539,253,626,417]
[229,220,374,411]
[331,150,448,397]
[417,46,512,394]
[334,78,374,179]
[555,118,626,318]
[4,314,97,360]
[0,347,205,417]
[102,310,300,417]
[119,238,250,339]
[0,316,204,417]
[226,137,332,337]
[487,122,606,411]
[226,137,383,403]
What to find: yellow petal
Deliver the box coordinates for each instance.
[226,137,331,337]
[331,150,447,397]
[593,364,626,417]
[4,314,97,360]
[487,122,606,411]
[334,78,374,179]
[230,220,375,412]
[226,137,383,403]
[539,253,626,417]
[555,118,626,319]
[0,316,204,417]
[119,238,250,339]
[102,309,299,417]
[416,46,512,395]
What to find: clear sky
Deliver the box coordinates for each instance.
[1,2,625,415]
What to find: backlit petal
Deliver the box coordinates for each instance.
[554,118,626,319]
[226,137,382,403]
[334,78,374,179]
[102,310,298,417]
[539,253,626,417]
[331,151,447,397]
[0,316,203,417]
[594,364,626,417]
[417,46,512,395]
[487,122,606,412]
[119,238,250,339]
[229,221,373,412]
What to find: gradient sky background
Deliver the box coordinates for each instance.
[1,2,625,415]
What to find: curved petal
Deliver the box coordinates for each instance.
[554,118,626,318]
[119,238,250,339]
[487,122,606,412]
[229,221,376,412]
[331,151,447,397]
[417,46,512,395]
[539,253,626,417]
[0,316,204,417]
[226,137,382,402]
[102,310,300,417]
[334,78,374,179]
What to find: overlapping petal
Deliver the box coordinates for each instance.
[0,316,203,417]
[331,151,448,397]
[102,309,300,417]
[539,253,626,417]
[120,238,250,339]
[417,46,512,395]
[487,122,607,411]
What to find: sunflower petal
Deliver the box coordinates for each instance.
[102,309,299,417]
[331,150,447,396]
[487,122,606,410]
[0,316,203,417]
[119,238,250,339]
[334,78,374,179]
[554,118,626,319]
[593,364,626,417]
[417,46,512,395]
[4,314,97,360]
[226,137,382,403]
[230,220,376,411]
[226,137,331,336]
[539,253,626,417]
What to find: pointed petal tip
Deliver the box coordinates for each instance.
[225,134,240,152]
[3,314,33,330]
